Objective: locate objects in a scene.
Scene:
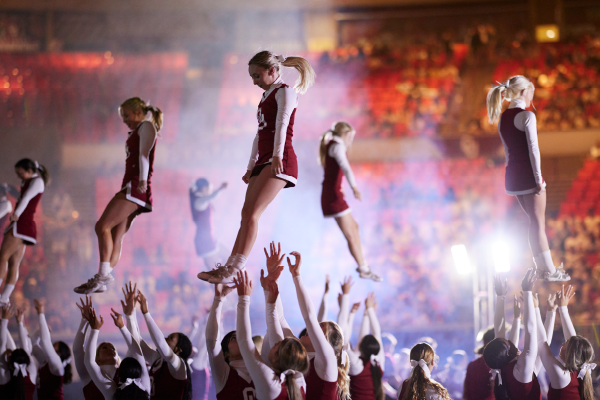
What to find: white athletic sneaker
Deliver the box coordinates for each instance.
[197,264,225,282]
[208,265,241,286]
[356,267,383,282]
[545,264,571,282]
[74,274,114,294]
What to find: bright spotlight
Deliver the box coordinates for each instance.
[451,245,471,274]
[546,30,556,39]
[492,241,510,272]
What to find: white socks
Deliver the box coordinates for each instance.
[225,256,235,267]
[98,262,113,277]
[357,265,370,272]
[533,250,556,274]
[231,254,248,271]
[0,284,15,303]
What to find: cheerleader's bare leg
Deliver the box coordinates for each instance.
[202,167,286,285]
[74,192,139,294]
[109,210,140,268]
[334,213,382,282]
[0,230,25,305]
[517,191,569,281]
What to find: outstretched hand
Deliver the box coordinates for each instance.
[1,305,15,320]
[513,295,521,319]
[15,308,25,324]
[234,270,253,296]
[33,299,45,315]
[287,251,302,277]
[494,275,508,296]
[264,242,286,276]
[547,292,558,312]
[76,295,93,321]
[110,308,124,329]
[215,283,235,298]
[341,276,354,295]
[365,292,376,309]
[558,285,576,307]
[351,302,361,313]
[521,268,537,292]
[88,308,104,330]
[121,281,137,316]
[136,291,149,315]
[260,266,284,290]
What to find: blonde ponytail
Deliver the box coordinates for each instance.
[248,51,316,94]
[285,373,303,400]
[319,121,355,167]
[337,353,351,400]
[486,75,535,124]
[120,97,164,132]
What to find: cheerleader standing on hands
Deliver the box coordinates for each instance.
[319,122,381,281]
[0,159,48,306]
[487,76,569,282]
[198,51,315,285]
[75,98,162,294]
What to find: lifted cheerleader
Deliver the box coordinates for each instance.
[74,97,162,294]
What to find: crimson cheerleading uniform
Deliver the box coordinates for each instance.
[305,357,337,400]
[350,360,382,400]
[321,136,357,218]
[149,355,187,400]
[463,356,493,400]
[0,375,36,400]
[501,359,542,400]
[191,200,217,257]
[498,98,545,195]
[547,371,580,400]
[4,175,44,245]
[82,369,119,400]
[38,363,64,400]
[120,120,157,211]
[247,76,298,188]
[216,368,257,400]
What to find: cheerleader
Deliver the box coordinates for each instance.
[487,76,569,282]
[0,183,19,229]
[346,293,386,400]
[535,285,596,400]
[198,51,315,285]
[396,342,451,400]
[463,328,495,400]
[83,306,151,400]
[0,159,49,306]
[135,290,193,400]
[234,270,308,400]
[319,122,381,281]
[74,98,162,294]
[74,295,121,400]
[206,283,257,399]
[190,178,227,268]
[32,299,73,399]
[483,269,540,400]
[336,276,361,346]
[493,275,522,345]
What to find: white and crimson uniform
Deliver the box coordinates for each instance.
[4,175,44,245]
[120,120,157,211]
[321,136,357,218]
[498,98,545,195]
[247,76,298,188]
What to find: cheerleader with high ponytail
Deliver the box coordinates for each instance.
[74,97,162,294]
[397,342,451,400]
[319,122,381,281]
[198,51,315,286]
[0,158,48,307]
[487,75,569,282]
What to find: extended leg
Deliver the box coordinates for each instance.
[334,213,382,282]
[109,210,140,268]
[0,231,23,283]
[0,243,25,304]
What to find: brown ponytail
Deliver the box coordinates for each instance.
[274,338,309,400]
[285,373,304,400]
[14,159,50,186]
[120,97,164,132]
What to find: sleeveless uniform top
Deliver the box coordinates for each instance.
[0,374,36,400]
[149,359,187,400]
[38,363,64,400]
[123,121,156,186]
[216,367,256,400]
[548,371,580,400]
[501,359,542,400]
[83,370,119,400]
[273,382,306,400]
[305,357,338,400]
[499,108,541,193]
[350,361,381,400]
[321,139,351,217]
[7,177,44,245]
[255,84,296,167]
[463,356,494,400]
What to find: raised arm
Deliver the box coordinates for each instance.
[0,307,14,385]
[366,293,385,370]
[262,243,294,339]
[35,299,64,377]
[345,302,359,345]
[206,284,234,394]
[13,177,44,217]
[84,309,117,399]
[318,275,330,322]
[15,309,32,354]
[138,291,186,379]
[337,277,353,343]
[358,309,370,347]
[508,295,521,346]
[494,275,508,339]
[235,271,284,400]
[73,296,94,385]
[513,270,537,384]
[138,121,157,182]
[557,285,576,341]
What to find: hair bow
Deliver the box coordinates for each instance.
[119,377,147,391]
[62,356,72,368]
[279,369,296,383]
[34,160,40,169]
[410,359,431,379]
[275,55,286,63]
[578,362,597,379]
[340,349,348,366]
[13,363,28,377]
[490,369,502,385]
[370,354,379,366]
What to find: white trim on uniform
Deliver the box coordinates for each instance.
[275,173,297,186]
[5,221,36,245]
[121,182,152,211]
[506,181,546,196]
[324,208,352,219]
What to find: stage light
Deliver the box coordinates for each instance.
[451,244,471,274]
[492,241,510,272]
[536,25,559,43]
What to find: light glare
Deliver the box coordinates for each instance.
[493,242,511,272]
[451,244,471,274]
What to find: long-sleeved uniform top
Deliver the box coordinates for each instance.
[328,136,357,188]
[347,307,385,376]
[14,176,44,217]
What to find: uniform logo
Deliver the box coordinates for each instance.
[243,387,257,400]
[257,108,267,130]
[125,143,131,159]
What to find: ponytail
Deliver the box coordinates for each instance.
[120,97,164,132]
[337,351,351,400]
[9,349,31,400]
[248,51,316,95]
[285,373,303,400]
[360,335,384,400]
[486,85,506,124]
[578,370,594,400]
[319,130,334,167]
[402,342,451,400]
[492,372,511,400]
[14,159,50,186]
[369,360,385,400]
[318,121,355,167]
